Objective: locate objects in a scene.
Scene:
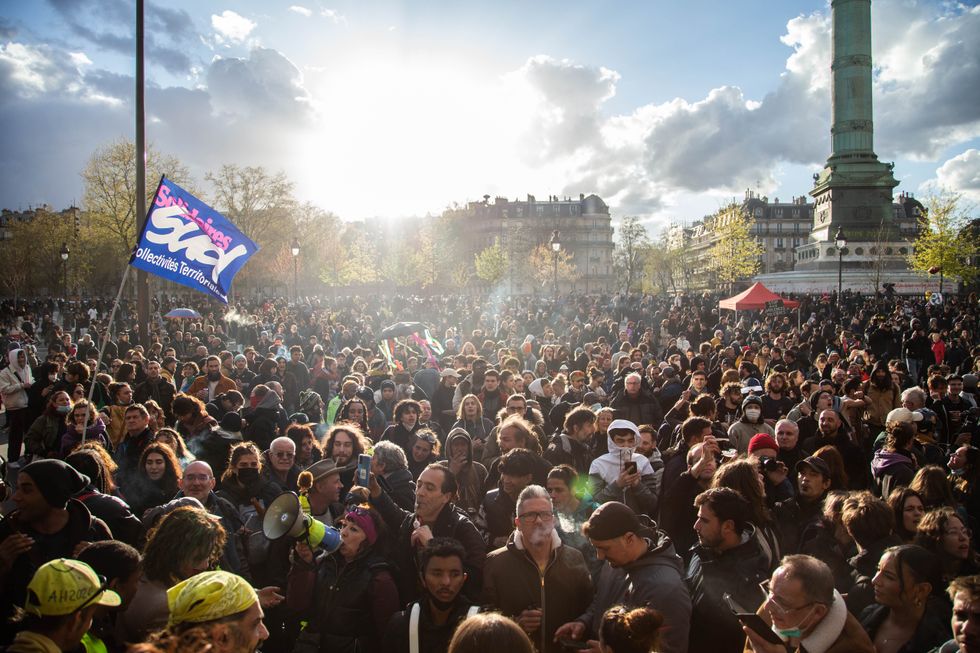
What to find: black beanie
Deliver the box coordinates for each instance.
[583,501,642,541]
[21,459,90,509]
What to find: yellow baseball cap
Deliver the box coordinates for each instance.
[25,559,121,616]
[167,571,257,626]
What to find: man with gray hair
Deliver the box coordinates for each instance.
[744,554,873,652]
[372,440,417,511]
[481,485,592,653]
[263,436,299,491]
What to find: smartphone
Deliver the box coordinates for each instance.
[558,639,590,651]
[356,454,372,487]
[724,593,785,646]
[624,461,637,475]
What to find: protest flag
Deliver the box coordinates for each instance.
[130,176,259,303]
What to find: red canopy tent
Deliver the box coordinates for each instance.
[719,282,799,311]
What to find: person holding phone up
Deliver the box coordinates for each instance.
[588,420,659,518]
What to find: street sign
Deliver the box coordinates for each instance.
[929,292,943,306]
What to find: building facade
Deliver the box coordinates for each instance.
[447,193,616,293]
[675,189,923,291]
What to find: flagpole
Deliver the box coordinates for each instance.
[81,265,132,444]
[135,0,150,349]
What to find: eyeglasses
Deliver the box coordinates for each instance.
[518,511,555,524]
[759,579,813,615]
[273,451,295,459]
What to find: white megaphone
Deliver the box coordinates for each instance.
[262,492,341,553]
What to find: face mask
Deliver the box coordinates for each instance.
[773,605,815,642]
[744,408,761,421]
[56,405,72,414]
[237,467,259,484]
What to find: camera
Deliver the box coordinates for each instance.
[758,456,781,473]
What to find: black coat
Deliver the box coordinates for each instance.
[379,468,417,512]
[372,488,486,603]
[686,528,771,653]
[609,387,664,428]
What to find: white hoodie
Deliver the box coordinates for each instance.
[589,432,655,484]
[0,349,33,410]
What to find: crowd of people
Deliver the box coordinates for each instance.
[1,288,979,653]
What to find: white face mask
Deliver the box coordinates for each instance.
[744,408,762,421]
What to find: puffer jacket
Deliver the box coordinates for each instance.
[482,529,593,653]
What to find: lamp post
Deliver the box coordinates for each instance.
[60,242,70,298]
[549,230,560,298]
[834,226,847,308]
[290,238,300,302]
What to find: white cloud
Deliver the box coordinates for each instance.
[0,42,85,97]
[206,48,313,121]
[289,6,312,18]
[321,9,347,25]
[929,149,980,200]
[211,10,256,44]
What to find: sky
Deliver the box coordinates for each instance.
[1,0,979,231]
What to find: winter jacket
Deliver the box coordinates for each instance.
[862,379,902,429]
[133,377,176,424]
[871,450,916,497]
[74,486,144,548]
[243,391,286,449]
[660,471,705,560]
[371,488,486,603]
[742,590,874,653]
[383,598,479,653]
[544,432,592,474]
[378,467,417,512]
[287,549,399,653]
[0,500,112,630]
[576,529,691,653]
[445,428,488,517]
[728,418,774,454]
[24,413,66,458]
[845,534,904,617]
[609,386,664,428]
[380,422,420,454]
[802,430,870,490]
[482,529,593,653]
[589,432,659,518]
[0,350,32,410]
[686,527,771,653]
[60,418,110,458]
[187,373,238,401]
[859,596,952,653]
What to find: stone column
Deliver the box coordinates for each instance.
[831,0,875,159]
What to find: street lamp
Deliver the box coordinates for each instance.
[549,230,560,297]
[834,226,846,308]
[290,238,300,302]
[59,242,70,297]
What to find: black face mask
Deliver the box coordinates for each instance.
[237,467,260,484]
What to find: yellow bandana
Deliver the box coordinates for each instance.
[167,571,257,626]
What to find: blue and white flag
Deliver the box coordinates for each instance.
[130,177,259,303]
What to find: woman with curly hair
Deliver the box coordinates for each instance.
[119,506,227,642]
[172,393,218,442]
[336,397,371,434]
[60,398,110,457]
[915,507,980,583]
[217,441,282,525]
[287,422,322,468]
[127,443,183,520]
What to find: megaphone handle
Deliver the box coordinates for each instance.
[251,497,267,518]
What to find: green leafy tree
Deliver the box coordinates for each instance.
[708,203,764,292]
[474,238,508,288]
[907,190,980,292]
[81,138,192,267]
[613,216,650,293]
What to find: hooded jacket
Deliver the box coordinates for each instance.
[0,349,32,410]
[482,529,593,653]
[243,390,286,450]
[445,428,488,515]
[576,529,691,653]
[588,432,659,517]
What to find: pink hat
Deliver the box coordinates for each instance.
[748,433,779,454]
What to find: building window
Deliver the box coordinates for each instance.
[775,208,783,217]
[571,205,579,215]
[536,206,544,216]
[776,238,784,248]
[855,247,864,255]
[516,207,523,217]
[754,208,762,217]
